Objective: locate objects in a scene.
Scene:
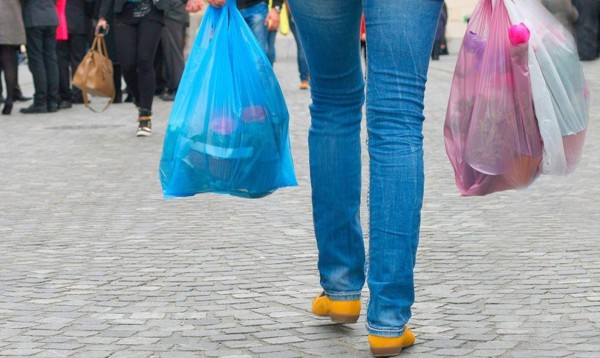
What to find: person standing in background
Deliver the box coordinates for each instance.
[236,0,283,65]
[159,0,189,101]
[57,0,94,109]
[0,0,27,115]
[431,2,447,60]
[20,0,60,114]
[97,0,168,137]
[573,0,599,61]
[91,0,125,104]
[287,1,309,89]
[542,0,579,38]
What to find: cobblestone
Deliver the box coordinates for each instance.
[0,35,599,357]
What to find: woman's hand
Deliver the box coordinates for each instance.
[186,0,205,13]
[95,18,108,36]
[265,8,280,31]
[205,0,226,8]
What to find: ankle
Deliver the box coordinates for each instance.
[138,109,152,121]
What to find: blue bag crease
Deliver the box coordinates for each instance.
[159,2,297,199]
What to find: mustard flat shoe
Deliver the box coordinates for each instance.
[311,292,360,323]
[368,327,415,357]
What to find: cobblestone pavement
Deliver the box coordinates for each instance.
[1,36,599,358]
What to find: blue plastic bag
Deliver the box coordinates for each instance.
[159,2,297,199]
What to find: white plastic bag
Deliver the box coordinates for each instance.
[503,0,589,175]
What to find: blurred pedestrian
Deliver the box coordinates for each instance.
[159,0,190,101]
[97,0,169,137]
[0,0,27,115]
[542,0,579,38]
[237,0,283,65]
[573,0,599,61]
[57,0,94,109]
[20,0,60,114]
[287,2,309,90]
[432,2,447,60]
[285,0,444,356]
[92,0,125,104]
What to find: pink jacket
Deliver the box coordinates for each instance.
[56,0,68,40]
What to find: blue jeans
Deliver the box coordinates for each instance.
[289,15,309,81]
[267,29,277,64]
[239,3,273,64]
[287,0,442,337]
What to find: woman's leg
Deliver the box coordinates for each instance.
[42,26,60,110]
[135,19,164,112]
[114,20,140,106]
[289,16,309,82]
[364,0,442,337]
[0,46,18,104]
[0,45,18,114]
[287,0,365,301]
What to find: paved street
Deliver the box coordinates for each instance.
[1,35,599,357]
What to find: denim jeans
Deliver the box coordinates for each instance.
[266,29,277,64]
[289,15,309,81]
[287,0,443,337]
[239,3,272,64]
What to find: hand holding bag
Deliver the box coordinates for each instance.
[72,35,115,112]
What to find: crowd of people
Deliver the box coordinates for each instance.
[0,0,309,137]
[0,0,194,137]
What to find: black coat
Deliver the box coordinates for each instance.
[99,0,169,18]
[22,0,59,28]
[66,0,94,35]
[165,0,189,24]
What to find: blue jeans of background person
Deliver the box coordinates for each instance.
[266,29,277,64]
[239,2,272,64]
[287,0,442,337]
[289,15,308,81]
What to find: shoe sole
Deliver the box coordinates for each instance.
[370,346,404,357]
[329,313,360,323]
[136,130,152,137]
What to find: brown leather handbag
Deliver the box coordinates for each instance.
[73,35,115,112]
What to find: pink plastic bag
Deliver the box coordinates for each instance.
[444,0,543,196]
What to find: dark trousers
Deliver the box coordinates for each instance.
[57,34,88,102]
[160,18,186,92]
[26,26,59,107]
[574,0,600,60]
[431,40,442,60]
[115,18,163,111]
[0,45,19,104]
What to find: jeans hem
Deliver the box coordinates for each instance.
[323,290,361,301]
[366,323,407,337]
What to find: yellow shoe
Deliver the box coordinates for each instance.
[299,80,309,90]
[311,292,360,323]
[368,327,415,357]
